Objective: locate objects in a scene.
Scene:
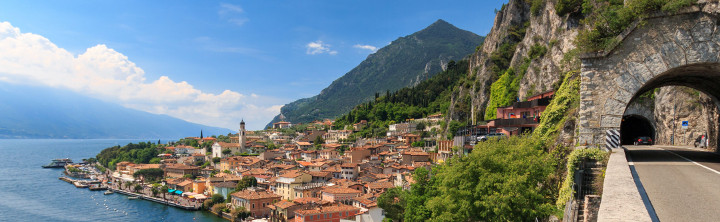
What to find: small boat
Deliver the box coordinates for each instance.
[104,190,114,195]
[42,158,73,168]
[128,196,139,200]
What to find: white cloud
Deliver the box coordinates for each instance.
[353,44,378,52]
[219,3,244,14]
[0,21,282,130]
[219,3,249,26]
[306,40,337,55]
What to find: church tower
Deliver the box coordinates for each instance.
[239,119,246,150]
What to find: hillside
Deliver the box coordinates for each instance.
[267,19,484,127]
[0,82,232,139]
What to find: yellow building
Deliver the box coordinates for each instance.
[275,170,312,200]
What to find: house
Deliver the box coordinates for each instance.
[270,200,300,222]
[365,181,394,194]
[295,204,360,222]
[126,164,161,176]
[273,121,293,129]
[219,156,264,171]
[296,142,313,150]
[212,142,242,158]
[387,122,417,137]
[348,148,371,163]
[401,150,429,166]
[307,171,333,183]
[339,163,359,180]
[353,120,368,131]
[276,170,313,200]
[163,164,200,178]
[319,148,340,160]
[321,187,362,204]
[477,90,554,137]
[435,140,454,163]
[231,189,282,219]
[193,179,206,194]
[211,181,237,198]
[398,133,421,145]
[323,130,352,144]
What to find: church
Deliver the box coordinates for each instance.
[211,120,247,158]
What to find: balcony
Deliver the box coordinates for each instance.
[493,118,539,127]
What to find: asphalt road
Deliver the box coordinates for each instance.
[625,145,720,222]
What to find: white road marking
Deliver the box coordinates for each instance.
[659,147,720,176]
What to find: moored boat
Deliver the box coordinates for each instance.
[42,158,73,168]
[104,190,113,195]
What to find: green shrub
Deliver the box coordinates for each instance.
[528,44,548,59]
[533,71,580,139]
[555,148,609,210]
[556,0,583,16]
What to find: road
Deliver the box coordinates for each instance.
[625,145,720,222]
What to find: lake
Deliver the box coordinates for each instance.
[0,139,225,222]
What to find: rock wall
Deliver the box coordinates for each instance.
[653,86,719,150]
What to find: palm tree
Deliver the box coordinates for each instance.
[125,181,133,191]
[151,187,159,197]
[161,185,169,200]
[134,184,143,193]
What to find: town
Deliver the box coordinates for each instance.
[65,91,553,222]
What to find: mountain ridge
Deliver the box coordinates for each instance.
[267,19,484,127]
[0,82,232,139]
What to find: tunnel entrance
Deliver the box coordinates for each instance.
[620,115,655,145]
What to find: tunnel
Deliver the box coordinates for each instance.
[620,115,655,145]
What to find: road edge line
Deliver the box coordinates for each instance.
[624,147,660,222]
[660,147,720,176]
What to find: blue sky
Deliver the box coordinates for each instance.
[0,0,506,130]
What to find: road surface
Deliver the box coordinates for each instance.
[625,145,720,222]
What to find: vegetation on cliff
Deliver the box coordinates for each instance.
[333,60,470,138]
[558,0,696,52]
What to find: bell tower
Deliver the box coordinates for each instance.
[239,119,246,150]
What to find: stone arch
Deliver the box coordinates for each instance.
[620,114,656,145]
[578,9,720,147]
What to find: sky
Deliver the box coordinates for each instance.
[0,0,506,131]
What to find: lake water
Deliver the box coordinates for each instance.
[0,139,224,222]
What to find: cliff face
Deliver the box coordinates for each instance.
[448,0,579,128]
[653,87,719,150]
[447,0,718,149]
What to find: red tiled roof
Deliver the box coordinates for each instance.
[231,190,281,200]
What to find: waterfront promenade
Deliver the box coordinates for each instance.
[106,178,203,210]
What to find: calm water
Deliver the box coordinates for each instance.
[0,139,224,222]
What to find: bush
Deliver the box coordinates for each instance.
[211,203,227,214]
[556,148,609,210]
[404,136,556,221]
[211,194,225,204]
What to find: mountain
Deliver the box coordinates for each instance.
[267,19,484,127]
[0,82,232,139]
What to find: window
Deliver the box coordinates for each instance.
[252,203,255,209]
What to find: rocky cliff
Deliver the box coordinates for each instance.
[446,0,719,149]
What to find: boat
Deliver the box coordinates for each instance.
[104,190,114,195]
[128,196,139,200]
[42,158,73,168]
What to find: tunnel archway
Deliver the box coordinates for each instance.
[620,115,655,145]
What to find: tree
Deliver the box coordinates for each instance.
[313,135,325,145]
[416,122,426,131]
[151,187,159,197]
[236,176,258,191]
[222,149,232,155]
[378,187,406,221]
[213,157,222,163]
[133,168,164,183]
[211,203,227,214]
[411,141,425,147]
[134,184,143,193]
[211,194,225,204]
[161,185,169,200]
[411,137,555,221]
[231,207,251,221]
